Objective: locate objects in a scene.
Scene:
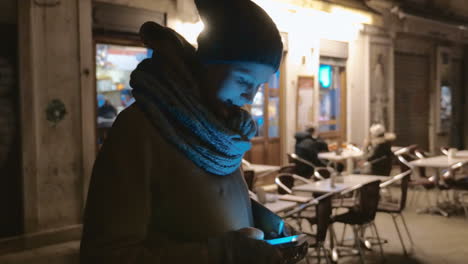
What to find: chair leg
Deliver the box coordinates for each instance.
[400,213,414,248]
[463,206,468,221]
[391,214,408,256]
[328,225,340,263]
[409,188,416,206]
[340,224,348,245]
[305,251,311,264]
[424,189,432,207]
[317,244,322,264]
[353,225,365,264]
[296,217,302,232]
[322,245,332,264]
[371,222,385,261]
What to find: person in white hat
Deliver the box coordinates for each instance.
[360,124,396,176]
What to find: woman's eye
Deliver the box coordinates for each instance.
[237,78,249,86]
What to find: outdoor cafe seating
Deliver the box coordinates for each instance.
[243,139,468,263]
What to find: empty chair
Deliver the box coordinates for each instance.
[283,192,335,264]
[398,150,438,207]
[442,161,468,219]
[288,153,332,180]
[331,180,383,263]
[377,168,414,255]
[275,172,313,195]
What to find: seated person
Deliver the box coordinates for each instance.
[360,124,395,176]
[294,126,328,178]
[97,95,118,119]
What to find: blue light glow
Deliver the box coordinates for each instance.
[319,65,332,88]
[278,221,284,235]
[265,235,299,245]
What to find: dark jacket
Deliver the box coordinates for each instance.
[365,134,395,176]
[81,105,255,263]
[293,132,328,178]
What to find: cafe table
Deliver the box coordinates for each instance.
[454,150,468,158]
[318,149,364,175]
[243,163,281,178]
[292,174,388,194]
[264,200,298,214]
[410,155,468,216]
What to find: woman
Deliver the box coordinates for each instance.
[361,124,395,176]
[80,0,289,263]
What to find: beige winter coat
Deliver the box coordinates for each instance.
[80,104,254,263]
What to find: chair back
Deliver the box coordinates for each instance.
[399,172,411,211]
[279,164,297,174]
[287,153,317,179]
[283,192,335,243]
[276,174,295,194]
[314,167,333,180]
[440,146,449,156]
[243,170,255,191]
[444,161,468,184]
[414,148,429,160]
[357,181,381,222]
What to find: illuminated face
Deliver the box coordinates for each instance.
[205,62,276,108]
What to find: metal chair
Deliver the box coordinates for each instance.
[283,192,336,264]
[288,153,334,181]
[331,180,383,264]
[440,146,449,156]
[399,150,440,206]
[275,173,313,195]
[376,169,414,255]
[441,160,468,219]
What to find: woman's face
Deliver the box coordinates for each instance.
[204,62,276,108]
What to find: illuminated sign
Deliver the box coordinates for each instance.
[319,64,332,88]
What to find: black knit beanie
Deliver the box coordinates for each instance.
[195,0,283,71]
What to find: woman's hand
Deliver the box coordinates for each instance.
[208,228,284,264]
[236,227,265,240]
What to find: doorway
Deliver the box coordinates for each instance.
[317,59,347,142]
[394,52,430,150]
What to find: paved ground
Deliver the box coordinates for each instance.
[299,188,468,264]
[1,188,467,264]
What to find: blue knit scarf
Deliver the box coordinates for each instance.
[130,58,256,176]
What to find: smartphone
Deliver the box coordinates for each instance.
[265,234,307,247]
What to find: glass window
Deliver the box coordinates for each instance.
[319,64,341,133]
[252,85,265,137]
[96,43,151,146]
[268,71,280,138]
[96,43,151,119]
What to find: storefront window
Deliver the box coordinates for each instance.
[96,43,152,145]
[268,71,280,138]
[252,85,265,137]
[318,64,341,133]
[251,71,281,138]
